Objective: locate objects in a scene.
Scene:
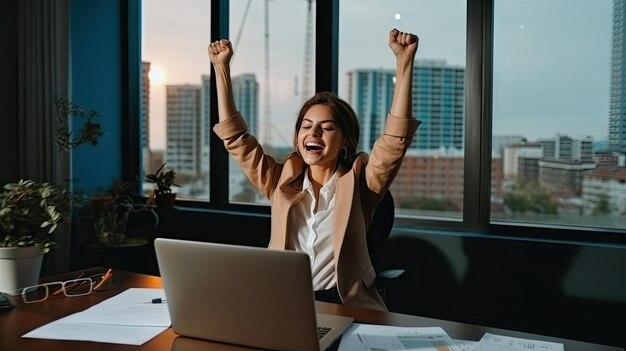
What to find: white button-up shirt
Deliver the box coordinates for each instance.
[289,171,337,290]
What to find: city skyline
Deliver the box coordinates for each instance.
[143,0,612,151]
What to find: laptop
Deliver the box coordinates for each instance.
[154,238,353,351]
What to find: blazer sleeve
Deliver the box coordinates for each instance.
[213,112,283,199]
[365,112,420,195]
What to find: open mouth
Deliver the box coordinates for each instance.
[305,142,324,152]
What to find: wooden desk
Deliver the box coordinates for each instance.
[0,269,621,351]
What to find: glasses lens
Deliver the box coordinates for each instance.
[63,278,93,296]
[22,285,50,303]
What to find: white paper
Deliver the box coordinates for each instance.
[61,287,170,326]
[478,333,564,351]
[23,288,171,345]
[338,323,464,351]
[23,323,168,345]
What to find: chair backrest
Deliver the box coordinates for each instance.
[366,190,395,272]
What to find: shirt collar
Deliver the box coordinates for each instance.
[303,169,338,195]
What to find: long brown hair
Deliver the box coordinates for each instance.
[293,91,360,167]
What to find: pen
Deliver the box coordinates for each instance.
[151,298,166,304]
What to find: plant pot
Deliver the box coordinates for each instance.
[0,246,45,295]
[155,193,177,208]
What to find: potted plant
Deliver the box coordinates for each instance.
[52,95,104,152]
[74,179,159,274]
[0,96,104,294]
[0,179,78,293]
[145,162,179,208]
[78,179,158,248]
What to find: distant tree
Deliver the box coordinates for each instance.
[503,192,531,213]
[504,180,558,214]
[591,193,613,216]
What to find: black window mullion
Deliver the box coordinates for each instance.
[315,0,338,93]
[209,0,230,205]
[122,0,141,189]
[463,0,494,231]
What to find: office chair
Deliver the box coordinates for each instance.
[366,190,405,303]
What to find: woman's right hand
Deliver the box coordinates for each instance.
[208,39,233,66]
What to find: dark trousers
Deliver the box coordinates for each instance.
[314,287,342,305]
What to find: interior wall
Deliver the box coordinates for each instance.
[70,0,124,195]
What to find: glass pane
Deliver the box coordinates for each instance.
[228,0,314,204]
[141,0,211,201]
[491,0,626,230]
[339,0,467,221]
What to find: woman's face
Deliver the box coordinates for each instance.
[297,104,347,169]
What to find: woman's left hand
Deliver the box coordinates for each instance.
[389,28,419,59]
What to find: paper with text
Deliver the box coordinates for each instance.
[478,333,564,351]
[338,324,464,351]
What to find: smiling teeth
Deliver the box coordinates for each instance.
[306,142,324,148]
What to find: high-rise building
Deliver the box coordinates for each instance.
[346,69,395,152]
[141,62,151,173]
[537,134,594,162]
[232,73,259,137]
[165,84,201,178]
[413,60,465,151]
[609,0,626,153]
[225,73,260,202]
[346,59,465,152]
[200,75,211,178]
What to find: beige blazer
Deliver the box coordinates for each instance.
[213,112,419,311]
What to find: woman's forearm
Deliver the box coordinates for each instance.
[213,64,238,121]
[389,57,414,119]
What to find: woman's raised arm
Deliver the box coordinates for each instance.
[208,39,238,121]
[388,29,419,119]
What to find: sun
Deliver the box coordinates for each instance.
[149,66,166,85]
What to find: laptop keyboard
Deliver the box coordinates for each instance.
[317,326,332,340]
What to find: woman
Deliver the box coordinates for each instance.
[208,28,419,311]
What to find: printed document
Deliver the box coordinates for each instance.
[338,324,564,351]
[478,333,564,351]
[338,323,465,351]
[23,288,170,345]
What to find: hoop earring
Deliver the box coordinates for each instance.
[340,147,348,161]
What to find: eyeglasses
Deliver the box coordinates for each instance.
[21,269,113,303]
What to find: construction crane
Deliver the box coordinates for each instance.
[263,0,271,146]
[233,0,311,147]
[301,0,314,102]
[232,0,253,57]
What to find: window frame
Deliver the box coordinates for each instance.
[127,0,626,245]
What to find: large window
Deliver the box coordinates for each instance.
[137,0,626,242]
[339,0,467,221]
[141,0,211,201]
[491,0,626,231]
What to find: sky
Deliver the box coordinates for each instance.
[142,0,611,150]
